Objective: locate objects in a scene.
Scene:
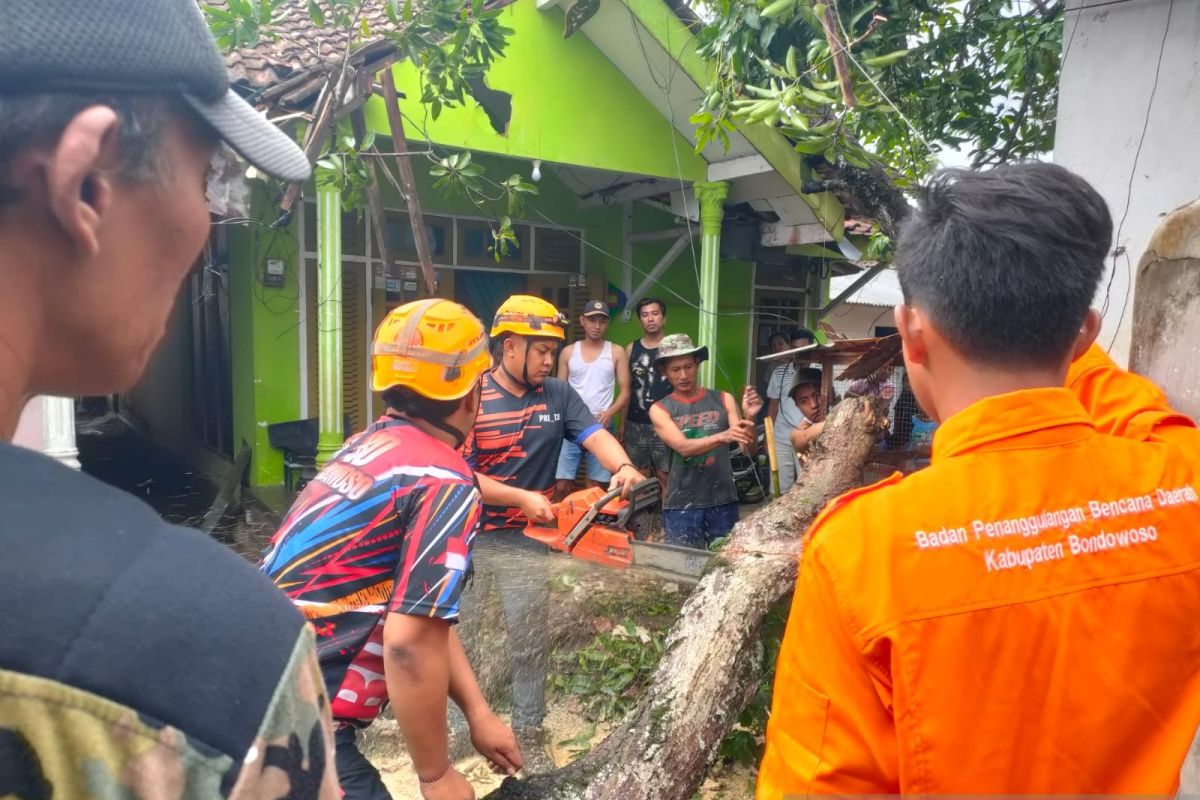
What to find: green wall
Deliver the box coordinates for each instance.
[365,0,706,181]
[229,184,304,487]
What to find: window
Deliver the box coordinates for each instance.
[386,213,451,262]
[457,219,531,269]
[534,227,582,273]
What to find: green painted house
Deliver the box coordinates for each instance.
[123,0,864,495]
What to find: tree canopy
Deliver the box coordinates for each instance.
[690,0,1063,234]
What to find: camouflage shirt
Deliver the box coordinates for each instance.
[0,443,339,798]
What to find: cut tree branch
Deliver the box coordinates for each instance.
[815,0,857,107]
[483,395,888,800]
[379,68,438,297]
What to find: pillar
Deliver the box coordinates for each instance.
[316,175,344,465]
[695,181,728,389]
[43,396,80,470]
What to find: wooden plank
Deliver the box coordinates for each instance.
[280,80,340,214]
[380,69,437,296]
[200,443,251,535]
[350,108,397,289]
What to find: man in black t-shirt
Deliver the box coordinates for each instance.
[0,2,336,796]
[624,297,673,492]
[459,294,641,771]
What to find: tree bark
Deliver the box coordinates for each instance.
[483,395,888,800]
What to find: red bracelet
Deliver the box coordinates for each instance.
[419,761,451,784]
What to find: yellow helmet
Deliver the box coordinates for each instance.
[371,299,491,401]
[490,294,567,341]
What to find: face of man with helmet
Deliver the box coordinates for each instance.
[501,336,558,387]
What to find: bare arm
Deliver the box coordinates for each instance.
[383,614,454,779]
[609,343,631,416]
[476,473,553,523]
[649,402,739,459]
[724,392,758,457]
[790,419,826,452]
[558,344,573,381]
[769,399,781,422]
[448,629,521,775]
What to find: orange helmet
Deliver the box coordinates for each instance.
[371,299,491,401]
[490,295,567,341]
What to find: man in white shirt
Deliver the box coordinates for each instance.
[554,300,631,499]
[766,327,816,494]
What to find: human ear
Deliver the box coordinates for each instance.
[895,304,929,367]
[44,106,121,258]
[1072,309,1102,360]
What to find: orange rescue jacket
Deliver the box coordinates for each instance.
[758,345,1200,795]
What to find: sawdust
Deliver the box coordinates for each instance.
[367,700,754,799]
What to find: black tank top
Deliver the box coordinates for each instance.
[656,389,738,510]
[628,339,672,424]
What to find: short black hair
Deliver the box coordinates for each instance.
[381,386,462,423]
[789,328,815,344]
[0,93,173,204]
[636,297,667,317]
[897,162,1111,367]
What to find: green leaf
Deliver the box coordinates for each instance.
[785,45,798,76]
[862,49,910,68]
[759,0,796,20]
[307,0,324,25]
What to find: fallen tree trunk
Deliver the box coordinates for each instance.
[485,395,887,800]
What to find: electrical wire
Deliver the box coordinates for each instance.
[1102,0,1173,350]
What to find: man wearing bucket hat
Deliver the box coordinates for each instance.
[648,334,763,549]
[264,300,523,799]
[460,294,643,770]
[0,0,333,796]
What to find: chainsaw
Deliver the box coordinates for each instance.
[523,479,712,581]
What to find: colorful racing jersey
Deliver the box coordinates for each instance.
[463,371,601,530]
[261,416,480,727]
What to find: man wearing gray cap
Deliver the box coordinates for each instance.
[0,1,334,796]
[554,299,631,499]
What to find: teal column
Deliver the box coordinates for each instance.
[695,181,728,389]
[316,175,344,465]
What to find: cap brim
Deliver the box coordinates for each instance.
[582,311,610,318]
[185,89,311,182]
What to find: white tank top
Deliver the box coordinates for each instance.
[568,341,616,416]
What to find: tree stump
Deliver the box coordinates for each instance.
[484,395,887,800]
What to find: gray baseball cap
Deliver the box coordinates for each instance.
[0,0,311,182]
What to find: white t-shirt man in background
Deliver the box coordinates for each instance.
[766,328,815,494]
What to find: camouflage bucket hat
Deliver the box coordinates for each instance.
[654,333,709,365]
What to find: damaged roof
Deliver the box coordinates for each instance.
[217,0,399,89]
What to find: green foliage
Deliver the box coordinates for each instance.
[552,620,667,722]
[206,0,517,242]
[386,0,515,120]
[316,131,375,213]
[429,154,537,260]
[203,0,284,51]
[693,0,1063,187]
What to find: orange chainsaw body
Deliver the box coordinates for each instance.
[524,485,636,569]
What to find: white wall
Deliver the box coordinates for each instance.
[1055,0,1200,366]
[12,398,43,452]
[824,303,895,340]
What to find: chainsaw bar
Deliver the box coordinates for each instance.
[630,540,711,581]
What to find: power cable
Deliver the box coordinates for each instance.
[1102,0,1173,350]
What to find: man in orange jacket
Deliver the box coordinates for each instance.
[758,162,1200,796]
